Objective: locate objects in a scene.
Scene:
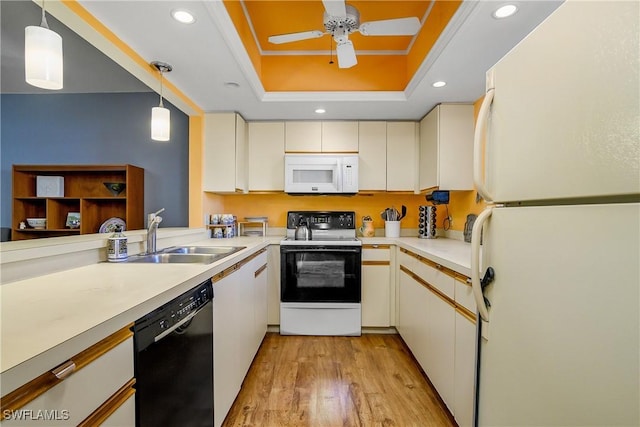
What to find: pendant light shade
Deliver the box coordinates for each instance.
[151,106,170,142]
[25,4,63,90]
[150,61,172,142]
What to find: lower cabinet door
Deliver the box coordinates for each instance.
[213,273,242,427]
[426,288,455,411]
[397,268,429,369]
[362,263,391,327]
[2,336,134,427]
[454,310,477,427]
[101,393,135,427]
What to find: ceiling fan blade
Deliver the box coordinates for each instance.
[336,41,357,69]
[359,17,421,36]
[268,30,325,44]
[322,0,347,18]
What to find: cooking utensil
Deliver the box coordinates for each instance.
[399,205,407,220]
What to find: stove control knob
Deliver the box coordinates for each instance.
[159,319,169,330]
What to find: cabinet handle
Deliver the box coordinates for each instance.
[255,264,267,277]
[51,360,76,380]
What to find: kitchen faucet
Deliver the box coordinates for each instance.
[146,208,165,254]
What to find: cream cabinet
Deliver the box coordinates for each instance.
[425,286,456,411]
[361,244,392,327]
[386,122,418,191]
[419,104,475,191]
[358,121,387,191]
[247,121,285,191]
[284,121,358,152]
[212,248,268,427]
[321,121,359,152]
[285,121,321,152]
[267,245,281,325]
[397,247,476,422]
[0,326,135,426]
[454,309,477,427]
[253,260,269,350]
[397,265,430,369]
[203,112,247,193]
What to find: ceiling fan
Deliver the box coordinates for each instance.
[267,0,422,69]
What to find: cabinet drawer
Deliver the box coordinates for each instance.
[413,258,455,299]
[362,244,391,262]
[1,328,133,426]
[398,249,417,270]
[100,392,135,427]
[454,276,476,313]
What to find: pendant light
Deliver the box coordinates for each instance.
[151,61,172,142]
[25,0,63,90]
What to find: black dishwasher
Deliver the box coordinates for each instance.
[133,279,214,427]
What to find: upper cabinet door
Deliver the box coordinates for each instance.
[419,108,439,190]
[235,115,247,193]
[248,122,285,191]
[419,104,474,192]
[386,121,417,192]
[358,121,387,191]
[285,122,321,152]
[321,121,359,152]
[204,113,245,193]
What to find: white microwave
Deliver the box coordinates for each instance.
[284,154,358,194]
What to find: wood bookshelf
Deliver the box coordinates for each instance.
[11,165,144,240]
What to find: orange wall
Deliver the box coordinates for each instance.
[203,190,482,232]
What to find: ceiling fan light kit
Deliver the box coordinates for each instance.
[267,0,421,69]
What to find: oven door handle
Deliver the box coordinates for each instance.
[153,302,210,343]
[281,247,362,254]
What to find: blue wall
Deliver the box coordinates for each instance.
[1,92,189,231]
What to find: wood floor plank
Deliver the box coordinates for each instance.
[222,333,455,427]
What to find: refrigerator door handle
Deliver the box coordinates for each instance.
[472,206,493,322]
[473,88,495,203]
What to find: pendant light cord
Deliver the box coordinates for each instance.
[159,70,164,108]
[40,0,50,29]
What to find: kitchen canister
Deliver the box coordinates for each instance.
[107,225,128,262]
[419,205,437,239]
[384,220,401,238]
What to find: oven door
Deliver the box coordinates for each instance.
[280,245,361,303]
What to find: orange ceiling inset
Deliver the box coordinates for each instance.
[224,0,461,92]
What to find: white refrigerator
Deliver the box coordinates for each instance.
[471,1,639,426]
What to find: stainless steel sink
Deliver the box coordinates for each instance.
[123,246,246,264]
[124,253,218,264]
[163,246,246,256]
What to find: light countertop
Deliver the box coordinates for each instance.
[0,233,470,393]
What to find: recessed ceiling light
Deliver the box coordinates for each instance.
[224,81,240,88]
[432,81,447,88]
[171,9,196,24]
[315,108,326,114]
[493,4,518,19]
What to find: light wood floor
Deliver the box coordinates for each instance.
[222,333,455,427]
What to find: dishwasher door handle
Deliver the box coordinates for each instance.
[153,302,210,343]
